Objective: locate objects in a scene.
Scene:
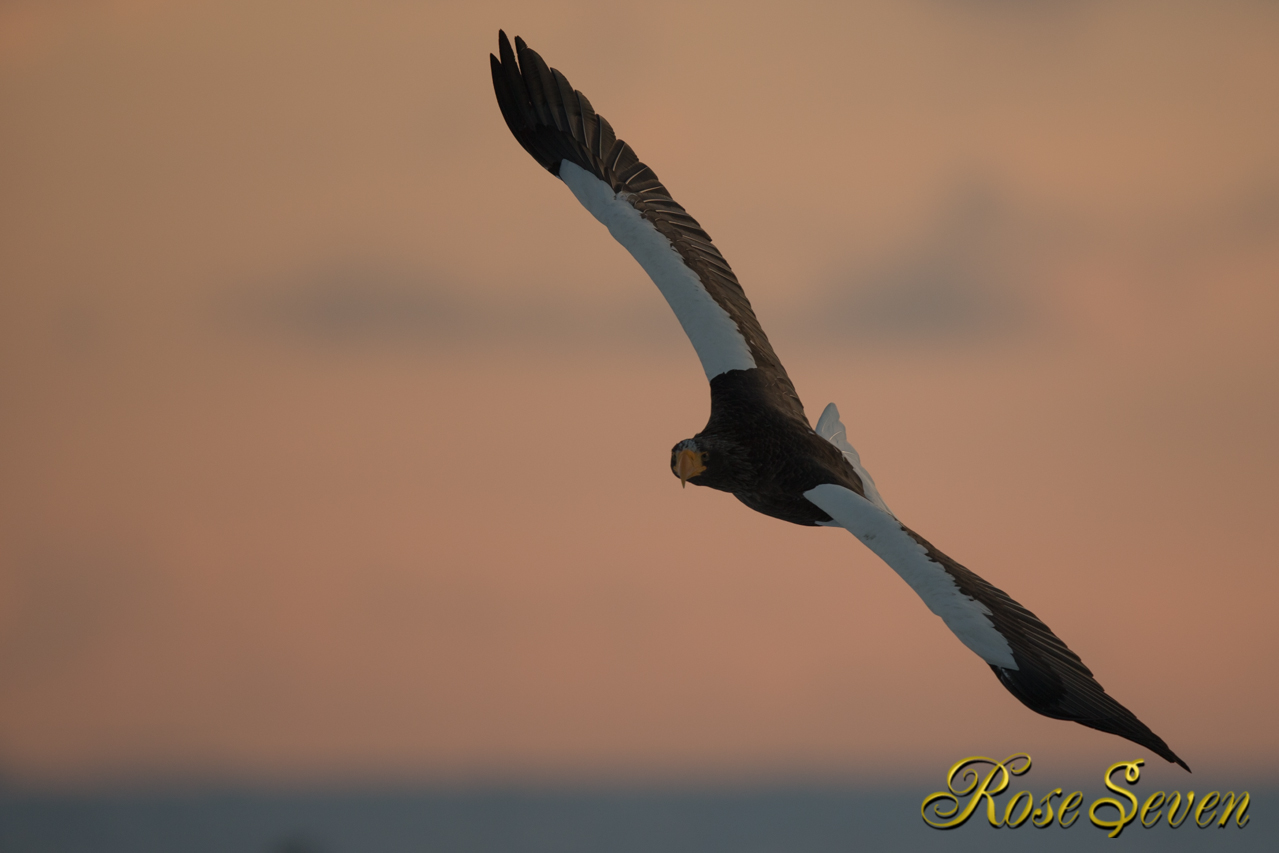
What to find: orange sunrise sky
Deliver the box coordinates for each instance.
[1,0,1277,790]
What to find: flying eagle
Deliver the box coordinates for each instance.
[489,31,1187,771]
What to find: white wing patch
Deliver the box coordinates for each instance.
[558,161,756,380]
[804,483,1018,670]
[815,403,891,514]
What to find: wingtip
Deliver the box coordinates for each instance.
[1144,730,1190,772]
[497,31,522,67]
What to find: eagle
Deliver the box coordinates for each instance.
[489,31,1187,771]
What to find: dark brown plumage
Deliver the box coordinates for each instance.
[491,30,1188,772]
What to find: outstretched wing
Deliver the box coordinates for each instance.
[490,31,787,383]
[804,481,1189,771]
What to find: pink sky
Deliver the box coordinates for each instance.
[1,0,1277,789]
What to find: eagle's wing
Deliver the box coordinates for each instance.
[490,32,788,384]
[804,477,1189,771]
[493,31,1186,772]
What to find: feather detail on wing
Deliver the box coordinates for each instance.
[804,483,1189,771]
[490,31,788,383]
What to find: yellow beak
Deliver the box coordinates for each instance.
[676,448,707,487]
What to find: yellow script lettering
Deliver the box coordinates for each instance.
[1032,788,1061,828]
[1058,791,1083,828]
[1195,792,1220,828]
[1217,792,1250,828]
[1089,760,1142,838]
[1004,790,1034,828]
[921,754,1030,829]
[1166,791,1195,827]
[1140,791,1165,828]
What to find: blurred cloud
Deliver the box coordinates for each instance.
[217,260,687,352]
[817,270,1026,342]
[217,165,1279,355]
[804,167,1279,348]
[1228,182,1279,241]
[0,541,158,688]
[804,178,1054,344]
[223,263,469,345]
[933,0,1094,10]
[213,180,1067,355]
[1176,178,1279,249]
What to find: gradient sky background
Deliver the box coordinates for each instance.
[1,0,1277,792]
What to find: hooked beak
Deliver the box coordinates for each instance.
[675,448,707,487]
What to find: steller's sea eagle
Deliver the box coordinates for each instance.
[489,31,1187,771]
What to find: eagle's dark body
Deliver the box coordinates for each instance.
[490,31,1189,772]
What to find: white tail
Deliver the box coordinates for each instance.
[815,403,892,515]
